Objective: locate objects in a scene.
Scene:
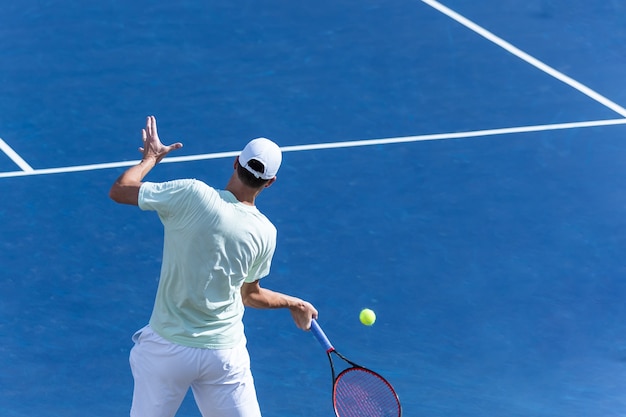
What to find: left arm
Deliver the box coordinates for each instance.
[109,158,158,205]
[109,115,183,205]
[241,280,318,331]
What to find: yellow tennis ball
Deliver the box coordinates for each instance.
[359,308,376,326]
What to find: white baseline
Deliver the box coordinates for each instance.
[1,118,625,179]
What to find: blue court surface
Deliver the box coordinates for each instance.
[2,1,626,416]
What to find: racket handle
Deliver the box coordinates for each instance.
[310,319,334,352]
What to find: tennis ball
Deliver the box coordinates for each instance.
[359,308,376,326]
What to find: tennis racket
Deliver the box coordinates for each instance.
[310,319,402,417]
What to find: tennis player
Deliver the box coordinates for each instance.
[109,116,318,417]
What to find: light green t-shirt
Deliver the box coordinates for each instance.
[138,179,277,349]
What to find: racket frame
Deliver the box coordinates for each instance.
[310,319,402,417]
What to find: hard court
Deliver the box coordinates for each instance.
[1,1,626,416]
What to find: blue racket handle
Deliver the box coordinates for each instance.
[310,319,334,352]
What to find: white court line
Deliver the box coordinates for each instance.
[0,137,34,172]
[422,0,626,118]
[3,2,624,179]
[1,118,625,179]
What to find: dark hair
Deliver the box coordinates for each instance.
[237,158,271,188]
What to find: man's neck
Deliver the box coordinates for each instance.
[225,174,259,206]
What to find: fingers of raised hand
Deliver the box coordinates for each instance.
[145,115,158,139]
[169,142,184,151]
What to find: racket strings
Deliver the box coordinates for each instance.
[333,368,400,417]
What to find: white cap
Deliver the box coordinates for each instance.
[239,137,282,180]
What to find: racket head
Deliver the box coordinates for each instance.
[332,367,401,417]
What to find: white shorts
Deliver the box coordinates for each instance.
[129,325,262,417]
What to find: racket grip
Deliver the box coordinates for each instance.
[310,319,334,352]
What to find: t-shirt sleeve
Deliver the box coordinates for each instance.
[138,179,198,218]
[244,227,277,283]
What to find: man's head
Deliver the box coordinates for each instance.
[237,138,282,188]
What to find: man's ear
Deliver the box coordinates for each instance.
[265,177,277,188]
[234,156,240,170]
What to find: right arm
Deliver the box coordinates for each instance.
[241,280,318,331]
